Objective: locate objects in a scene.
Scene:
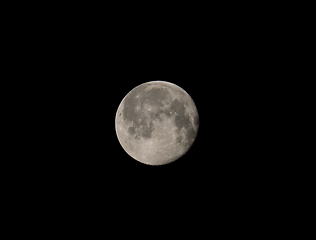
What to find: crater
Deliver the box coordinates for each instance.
[128,126,136,135]
[167,98,197,147]
[140,87,171,109]
[176,135,183,143]
[121,84,197,145]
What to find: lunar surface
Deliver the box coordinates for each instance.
[115,81,199,165]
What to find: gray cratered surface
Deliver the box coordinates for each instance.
[115,81,199,165]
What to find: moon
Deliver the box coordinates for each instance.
[115,81,199,165]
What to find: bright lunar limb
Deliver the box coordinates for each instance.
[115,81,199,165]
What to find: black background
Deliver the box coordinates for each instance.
[12,3,287,234]
[39,19,269,181]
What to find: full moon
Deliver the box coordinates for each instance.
[115,81,199,165]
